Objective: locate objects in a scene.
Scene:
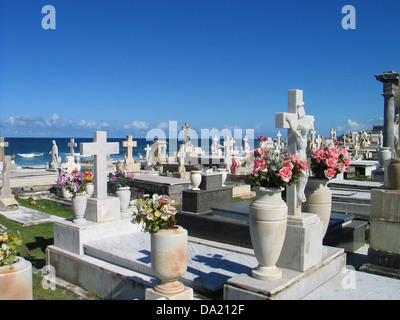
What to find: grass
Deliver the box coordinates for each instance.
[0,197,102,300]
[347,175,372,182]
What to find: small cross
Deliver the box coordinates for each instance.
[330,128,335,140]
[68,138,77,157]
[122,135,137,163]
[0,138,9,162]
[80,131,119,199]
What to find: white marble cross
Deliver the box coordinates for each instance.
[223,136,233,167]
[122,135,137,163]
[0,138,9,162]
[212,136,219,155]
[68,138,77,157]
[182,123,190,144]
[275,89,314,215]
[80,131,119,199]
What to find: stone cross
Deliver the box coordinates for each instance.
[182,123,190,144]
[309,128,317,151]
[144,144,151,162]
[122,135,137,163]
[80,131,119,200]
[223,136,233,168]
[316,135,322,149]
[329,128,336,140]
[0,138,9,162]
[276,89,314,215]
[68,138,77,157]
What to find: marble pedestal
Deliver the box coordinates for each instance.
[224,246,345,300]
[360,189,400,279]
[85,197,120,223]
[277,212,323,272]
[145,286,193,300]
[0,197,19,211]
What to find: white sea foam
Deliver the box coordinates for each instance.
[17,153,44,158]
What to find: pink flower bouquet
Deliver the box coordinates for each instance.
[230,148,307,189]
[310,147,350,181]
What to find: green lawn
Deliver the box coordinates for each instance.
[0,197,101,300]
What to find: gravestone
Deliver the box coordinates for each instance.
[123,135,140,172]
[80,131,120,222]
[182,171,233,214]
[60,156,81,174]
[0,156,19,211]
[0,138,9,162]
[68,138,77,158]
[223,136,233,169]
[360,189,400,279]
[224,90,344,300]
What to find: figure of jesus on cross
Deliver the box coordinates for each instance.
[276,89,314,215]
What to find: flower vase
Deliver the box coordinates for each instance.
[0,257,33,300]
[62,187,72,199]
[388,158,400,190]
[217,168,227,187]
[249,187,287,281]
[115,186,131,212]
[150,226,188,295]
[302,177,332,237]
[85,182,94,196]
[72,194,87,224]
[190,171,202,191]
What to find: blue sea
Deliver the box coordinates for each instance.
[4,137,256,167]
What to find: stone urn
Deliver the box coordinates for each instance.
[150,226,188,295]
[217,168,228,187]
[388,158,400,190]
[302,177,332,237]
[190,171,202,191]
[61,187,72,199]
[0,257,33,300]
[249,187,287,281]
[115,186,131,212]
[85,182,94,196]
[71,194,87,224]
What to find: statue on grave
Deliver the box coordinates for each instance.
[287,102,313,204]
[49,140,60,168]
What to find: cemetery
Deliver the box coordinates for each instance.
[1,72,400,301]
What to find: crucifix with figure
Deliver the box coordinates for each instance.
[275,89,314,215]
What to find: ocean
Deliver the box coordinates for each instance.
[4,137,256,167]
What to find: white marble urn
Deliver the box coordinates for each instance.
[150,226,188,296]
[190,171,202,191]
[302,177,332,237]
[249,187,287,281]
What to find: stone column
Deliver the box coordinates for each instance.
[375,71,400,157]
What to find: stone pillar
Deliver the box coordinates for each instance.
[360,189,400,278]
[375,71,400,157]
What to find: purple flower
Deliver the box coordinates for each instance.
[75,171,85,181]
[57,175,66,186]
[109,175,117,183]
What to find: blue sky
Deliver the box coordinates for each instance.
[0,0,398,138]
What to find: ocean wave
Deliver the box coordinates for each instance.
[17,153,45,158]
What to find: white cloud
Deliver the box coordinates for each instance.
[124,120,149,130]
[157,121,168,130]
[337,117,383,134]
